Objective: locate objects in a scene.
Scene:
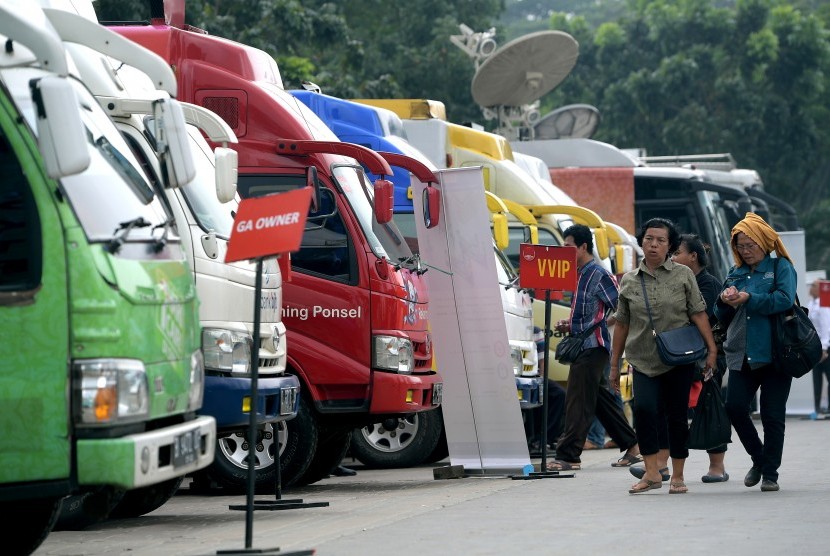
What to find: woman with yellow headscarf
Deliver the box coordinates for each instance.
[714,212,797,493]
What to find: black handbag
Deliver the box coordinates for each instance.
[687,377,732,450]
[554,313,607,364]
[769,261,823,378]
[639,274,707,366]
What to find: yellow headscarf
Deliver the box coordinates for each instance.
[730,212,792,266]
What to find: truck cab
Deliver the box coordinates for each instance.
[113,7,441,487]
[43,1,299,494]
[0,4,214,550]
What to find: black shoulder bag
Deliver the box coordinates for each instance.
[639,273,707,366]
[770,259,823,378]
[554,312,608,365]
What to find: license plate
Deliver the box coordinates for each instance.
[432,383,443,405]
[280,387,298,416]
[172,428,199,468]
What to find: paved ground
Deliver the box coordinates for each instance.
[36,416,829,556]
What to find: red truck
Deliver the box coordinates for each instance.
[112,1,442,487]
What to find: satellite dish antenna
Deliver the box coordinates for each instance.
[471,31,578,108]
[534,104,600,139]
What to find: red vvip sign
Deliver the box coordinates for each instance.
[819,279,830,307]
[225,188,311,263]
[518,244,578,292]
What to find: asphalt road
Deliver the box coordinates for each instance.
[36,416,829,556]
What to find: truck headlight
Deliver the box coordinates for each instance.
[373,335,414,374]
[202,328,252,374]
[74,359,149,425]
[510,347,523,376]
[189,350,205,411]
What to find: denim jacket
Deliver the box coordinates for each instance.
[714,255,796,366]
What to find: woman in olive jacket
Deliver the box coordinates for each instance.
[715,212,797,493]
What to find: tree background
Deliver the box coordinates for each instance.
[94,0,829,275]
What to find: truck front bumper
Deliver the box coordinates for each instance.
[369,371,443,414]
[517,376,545,410]
[201,374,301,430]
[76,415,216,489]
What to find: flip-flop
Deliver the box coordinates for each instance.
[546,459,581,472]
[630,466,670,482]
[612,452,644,467]
[629,479,662,494]
[669,481,689,494]
[701,472,730,483]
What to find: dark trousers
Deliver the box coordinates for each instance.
[556,348,638,463]
[525,380,566,447]
[812,357,830,413]
[725,360,792,482]
[631,363,694,459]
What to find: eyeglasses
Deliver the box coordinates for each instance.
[735,242,759,252]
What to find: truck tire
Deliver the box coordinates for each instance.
[350,408,443,469]
[422,417,449,464]
[1,497,62,555]
[53,486,125,531]
[291,426,351,487]
[200,421,283,493]
[277,395,318,488]
[108,477,184,519]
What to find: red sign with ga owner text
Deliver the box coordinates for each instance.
[518,244,578,291]
[225,188,311,263]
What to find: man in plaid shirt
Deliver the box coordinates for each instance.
[547,224,641,472]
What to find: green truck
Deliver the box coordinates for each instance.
[0,4,215,553]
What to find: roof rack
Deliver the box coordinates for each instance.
[639,153,737,171]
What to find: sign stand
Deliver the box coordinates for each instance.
[219,189,322,555]
[512,244,578,480]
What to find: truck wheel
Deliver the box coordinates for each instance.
[279,396,318,488]
[108,477,184,519]
[1,497,62,555]
[53,486,125,530]
[201,421,282,493]
[292,426,351,487]
[350,408,443,469]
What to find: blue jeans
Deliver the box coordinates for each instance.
[725,360,792,482]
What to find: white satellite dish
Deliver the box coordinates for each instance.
[470,31,579,108]
[534,104,600,139]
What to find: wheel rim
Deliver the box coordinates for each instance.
[358,414,418,453]
[218,422,285,470]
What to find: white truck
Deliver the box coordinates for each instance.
[41,1,300,498]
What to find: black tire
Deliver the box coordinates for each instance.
[350,408,443,469]
[199,421,283,493]
[53,486,125,531]
[108,477,184,519]
[277,395,318,488]
[1,497,62,555]
[423,417,449,464]
[292,425,351,487]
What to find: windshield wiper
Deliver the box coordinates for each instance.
[501,276,520,290]
[151,217,175,253]
[106,216,152,253]
[394,253,426,275]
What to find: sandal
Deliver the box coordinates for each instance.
[629,479,662,494]
[669,481,689,494]
[611,452,644,467]
[545,459,581,472]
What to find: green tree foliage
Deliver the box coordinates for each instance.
[542,0,830,272]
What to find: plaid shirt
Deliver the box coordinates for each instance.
[570,259,619,354]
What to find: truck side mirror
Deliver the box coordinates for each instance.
[214,147,238,203]
[306,166,320,213]
[422,185,441,229]
[152,98,196,188]
[373,178,394,224]
[31,77,90,178]
[492,214,509,251]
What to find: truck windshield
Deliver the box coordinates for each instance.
[177,125,235,238]
[10,70,171,242]
[331,164,412,263]
[697,190,733,281]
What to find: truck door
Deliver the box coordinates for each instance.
[0,111,71,484]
